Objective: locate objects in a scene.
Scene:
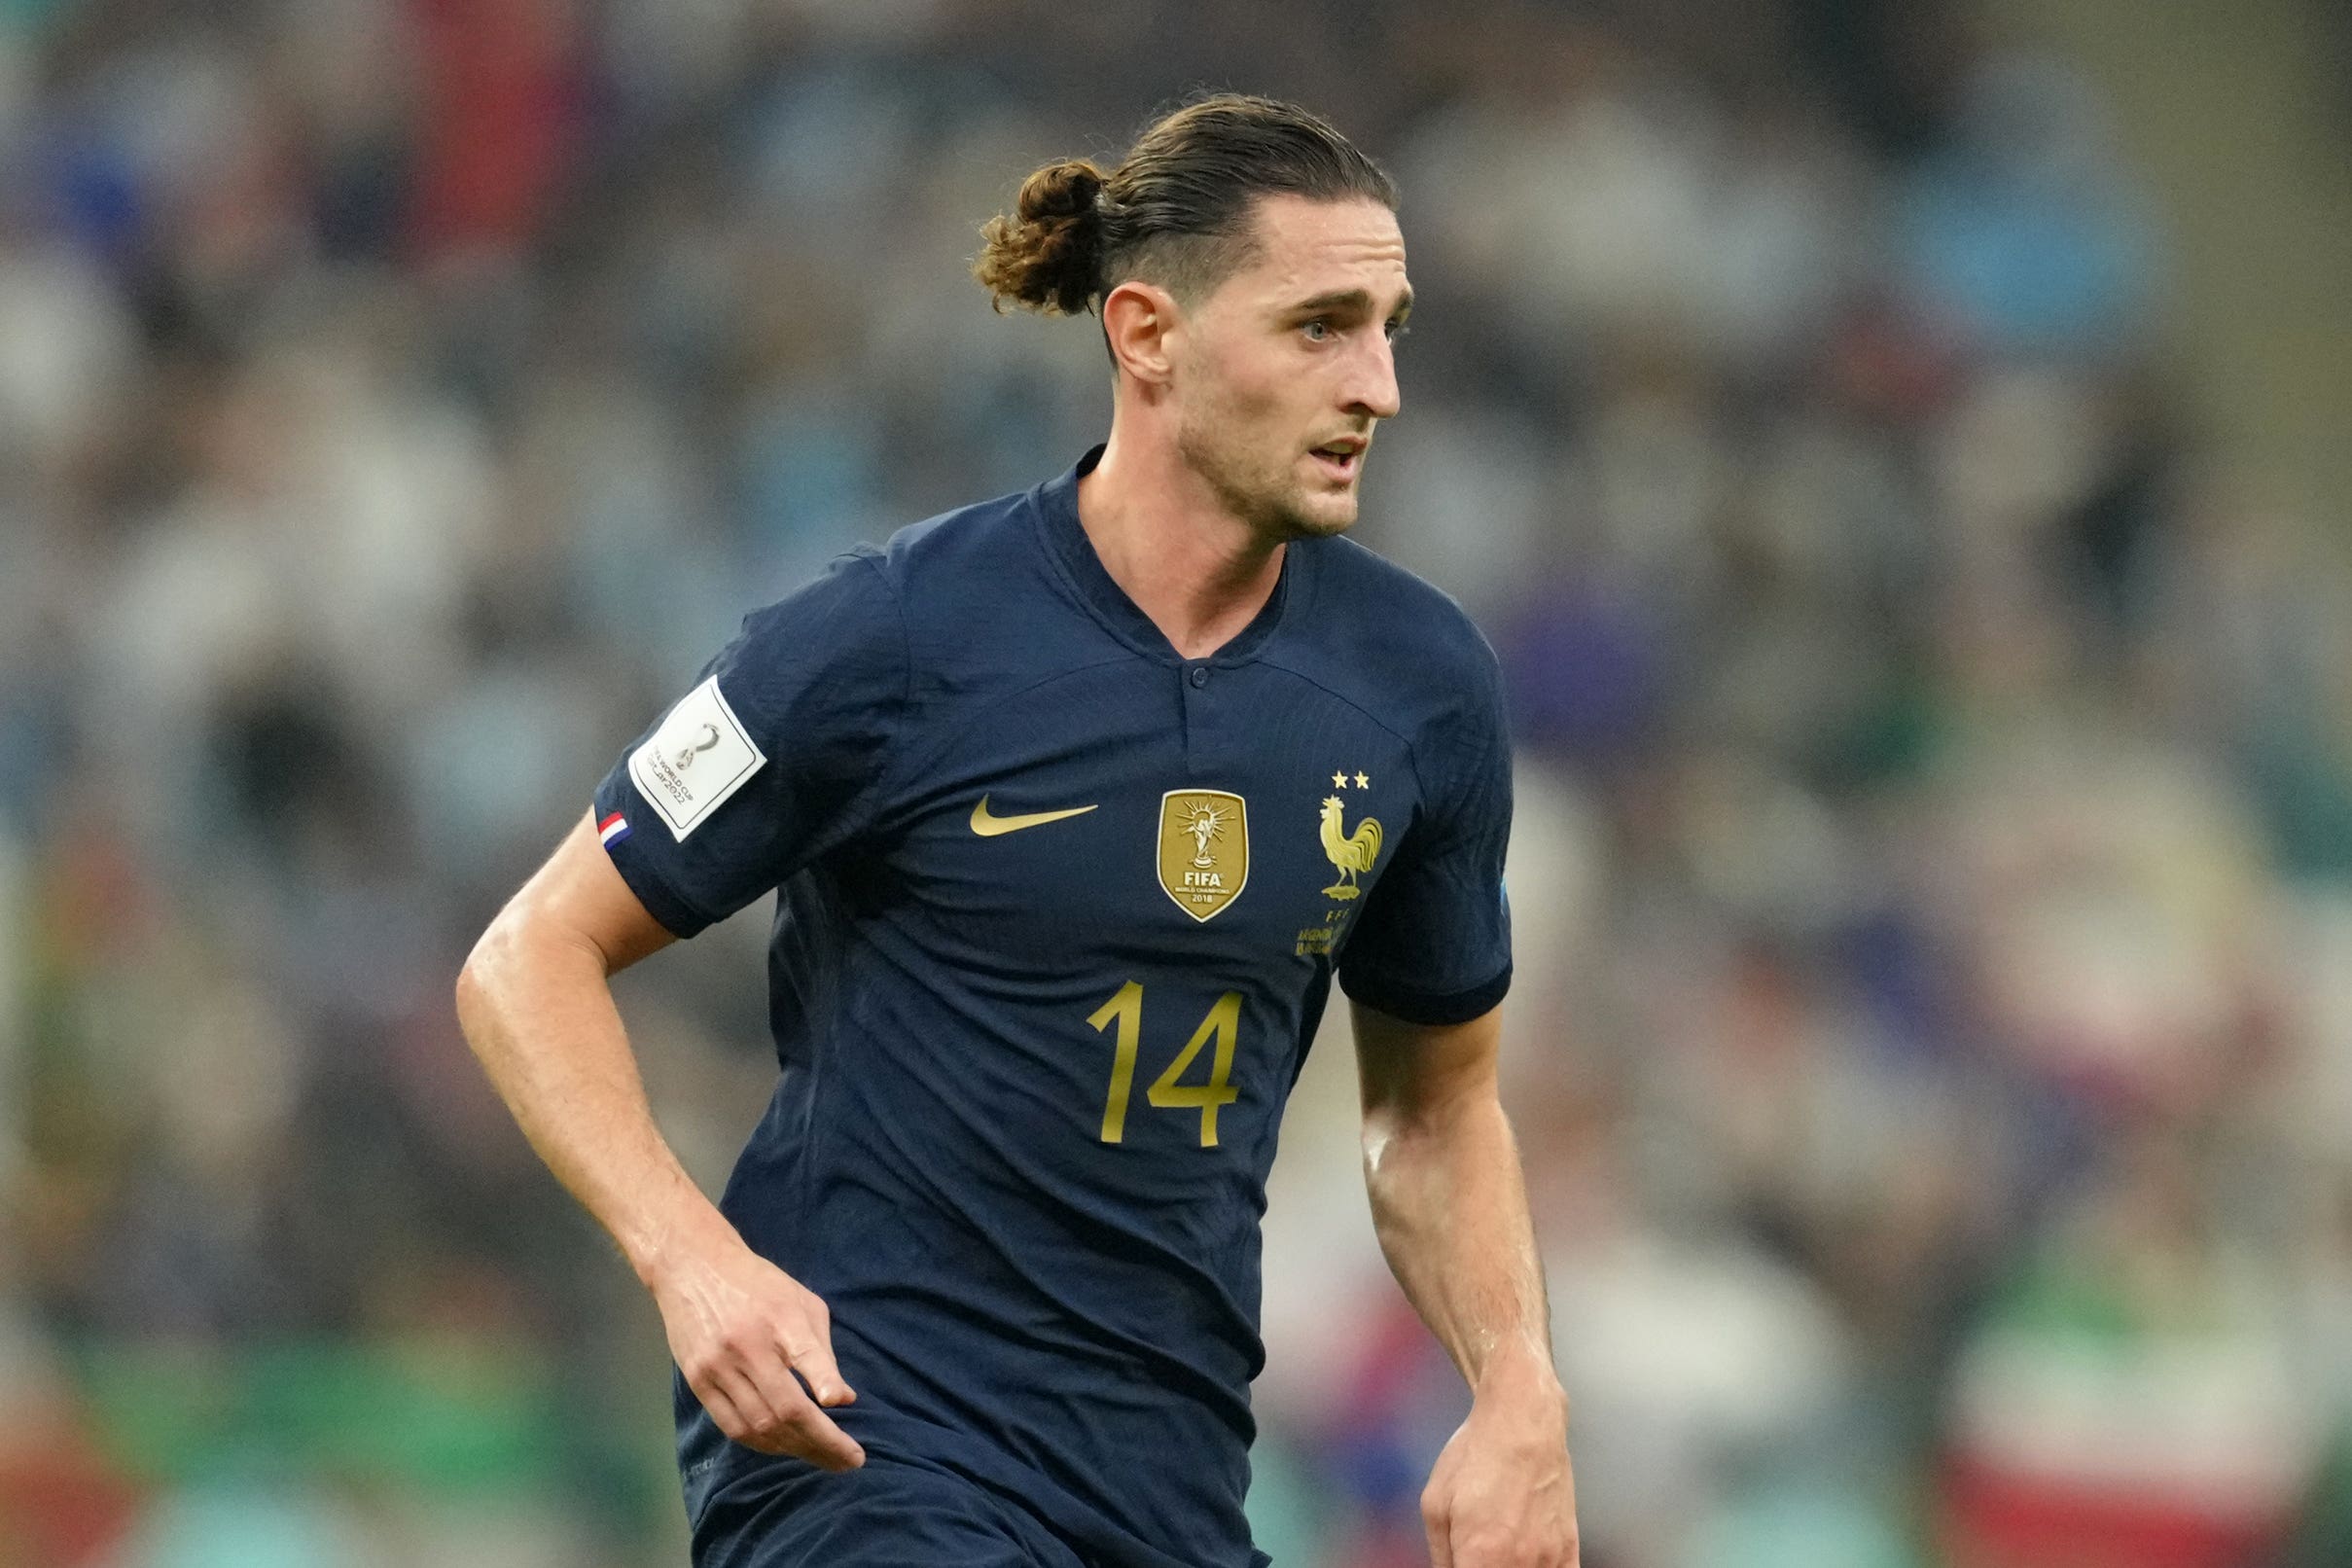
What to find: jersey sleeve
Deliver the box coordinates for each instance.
[590,549,909,938]
[1335,652,1515,1026]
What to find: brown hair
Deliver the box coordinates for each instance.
[974,92,1397,321]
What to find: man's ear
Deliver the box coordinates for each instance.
[1101,279,1181,387]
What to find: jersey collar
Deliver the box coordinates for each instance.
[1030,444,1303,667]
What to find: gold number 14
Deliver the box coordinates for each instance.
[1086,981,1243,1146]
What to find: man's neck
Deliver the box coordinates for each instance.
[1074,430,1287,662]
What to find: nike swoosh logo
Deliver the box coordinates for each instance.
[970,796,1099,837]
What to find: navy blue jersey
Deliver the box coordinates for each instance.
[593,446,1513,1568]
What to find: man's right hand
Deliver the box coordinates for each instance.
[648,1232,867,1471]
[455,820,864,1472]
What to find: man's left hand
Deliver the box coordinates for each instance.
[1419,1368,1578,1568]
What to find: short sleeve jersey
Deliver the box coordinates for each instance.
[593,446,1512,1568]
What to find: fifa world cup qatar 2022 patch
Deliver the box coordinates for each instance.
[628,674,766,839]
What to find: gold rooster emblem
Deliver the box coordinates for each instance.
[1318,796,1382,900]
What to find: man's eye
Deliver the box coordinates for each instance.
[1301,320,1332,341]
[1385,321,1410,342]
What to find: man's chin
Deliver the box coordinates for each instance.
[1288,508,1357,540]
[1274,487,1360,541]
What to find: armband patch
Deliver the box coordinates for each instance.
[628,675,766,839]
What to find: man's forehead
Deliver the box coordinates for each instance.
[1232,195,1409,306]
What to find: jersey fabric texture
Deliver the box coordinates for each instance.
[593,445,1514,1568]
[689,1453,1088,1568]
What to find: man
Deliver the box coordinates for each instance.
[456,93,1579,1568]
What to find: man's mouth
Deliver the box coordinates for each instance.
[1309,436,1368,481]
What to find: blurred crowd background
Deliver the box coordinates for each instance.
[6,1,2352,1565]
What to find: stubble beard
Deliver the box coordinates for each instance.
[1176,405,1358,547]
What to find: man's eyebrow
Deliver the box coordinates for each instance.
[1289,287,1414,317]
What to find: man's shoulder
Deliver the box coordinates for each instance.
[1285,534,1504,712]
[732,477,1103,710]
[864,482,1045,606]
[731,483,1046,655]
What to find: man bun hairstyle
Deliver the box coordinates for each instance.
[974,92,1397,319]
[974,159,1111,316]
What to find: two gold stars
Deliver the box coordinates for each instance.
[1330,769,1371,789]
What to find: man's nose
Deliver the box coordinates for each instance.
[1345,335,1401,420]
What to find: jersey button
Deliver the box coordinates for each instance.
[1188,664,1209,688]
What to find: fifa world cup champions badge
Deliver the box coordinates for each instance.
[1158,791,1250,921]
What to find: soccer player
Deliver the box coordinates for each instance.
[456,93,1579,1568]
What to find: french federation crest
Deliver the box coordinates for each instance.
[1319,795,1382,899]
[1158,790,1249,921]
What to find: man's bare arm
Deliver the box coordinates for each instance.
[454,810,864,1469]
[1354,999,1577,1567]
